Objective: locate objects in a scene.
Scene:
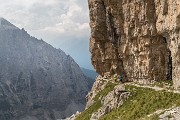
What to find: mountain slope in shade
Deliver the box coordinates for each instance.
[81,68,98,89]
[0,18,89,120]
[81,68,98,80]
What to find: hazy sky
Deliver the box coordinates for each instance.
[0,0,94,70]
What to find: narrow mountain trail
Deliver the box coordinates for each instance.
[125,82,180,94]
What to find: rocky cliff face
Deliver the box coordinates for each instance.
[0,18,89,120]
[88,0,180,88]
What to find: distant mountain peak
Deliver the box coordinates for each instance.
[0,17,18,29]
[0,20,90,119]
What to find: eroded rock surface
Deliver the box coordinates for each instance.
[0,18,89,120]
[158,107,180,120]
[90,84,130,120]
[86,75,109,109]
[89,0,180,88]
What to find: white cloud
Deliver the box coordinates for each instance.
[0,0,89,29]
[0,0,90,38]
[0,0,93,69]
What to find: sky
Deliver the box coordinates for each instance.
[0,0,94,70]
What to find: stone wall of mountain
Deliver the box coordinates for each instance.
[0,18,89,120]
[88,0,180,88]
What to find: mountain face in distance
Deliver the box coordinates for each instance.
[81,68,98,88]
[81,68,98,80]
[0,17,89,120]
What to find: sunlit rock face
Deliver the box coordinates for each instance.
[0,18,89,120]
[88,0,180,88]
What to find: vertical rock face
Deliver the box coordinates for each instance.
[0,18,89,120]
[88,0,180,88]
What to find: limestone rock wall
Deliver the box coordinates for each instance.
[88,0,180,88]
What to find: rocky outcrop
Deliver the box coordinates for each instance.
[90,84,130,120]
[0,18,89,120]
[84,75,130,120]
[159,107,180,120]
[88,0,180,88]
[86,75,109,109]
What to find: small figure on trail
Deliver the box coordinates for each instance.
[119,75,123,82]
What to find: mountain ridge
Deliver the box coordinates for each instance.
[0,17,18,29]
[0,18,90,120]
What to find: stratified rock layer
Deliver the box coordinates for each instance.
[88,0,180,88]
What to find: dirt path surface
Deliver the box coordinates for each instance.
[125,82,180,94]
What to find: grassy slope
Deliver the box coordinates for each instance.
[75,82,117,120]
[75,82,180,120]
[100,85,180,120]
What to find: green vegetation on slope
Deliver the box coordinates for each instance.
[75,100,101,120]
[75,82,117,120]
[94,82,117,101]
[100,85,180,120]
[152,80,173,88]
